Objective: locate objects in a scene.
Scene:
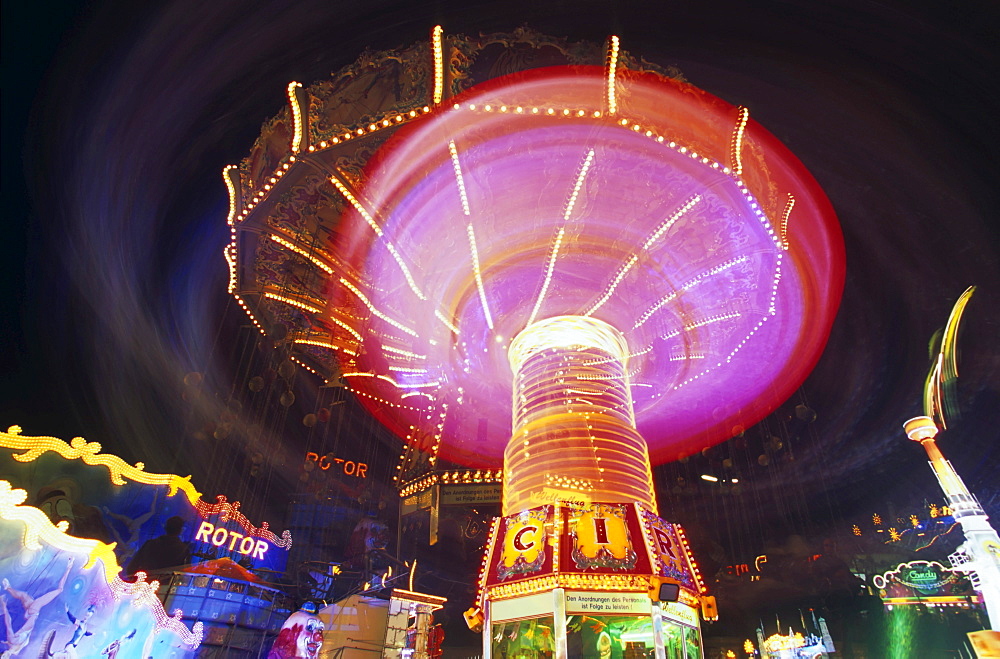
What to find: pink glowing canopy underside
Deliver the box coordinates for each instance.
[332,66,844,467]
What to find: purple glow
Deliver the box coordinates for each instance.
[335,67,844,467]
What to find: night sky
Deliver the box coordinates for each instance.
[3,0,999,613]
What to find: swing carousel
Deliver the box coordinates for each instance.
[226,27,843,657]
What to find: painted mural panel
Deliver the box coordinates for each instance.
[0,481,203,658]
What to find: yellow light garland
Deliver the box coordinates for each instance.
[269,234,335,274]
[0,426,291,550]
[432,25,445,105]
[287,81,304,153]
[606,36,620,115]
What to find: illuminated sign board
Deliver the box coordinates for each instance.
[194,521,270,559]
[439,483,502,506]
[659,600,700,627]
[565,591,651,615]
[640,511,704,596]
[481,502,707,603]
[874,560,977,604]
[874,560,956,593]
[495,506,552,581]
[190,496,291,573]
[304,451,368,478]
[567,503,639,572]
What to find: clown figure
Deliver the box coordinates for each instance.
[267,603,325,658]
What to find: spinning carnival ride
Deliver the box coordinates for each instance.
[226,28,843,656]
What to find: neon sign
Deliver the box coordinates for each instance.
[194,520,270,559]
[873,560,958,593]
[872,560,979,607]
[194,494,291,548]
[304,452,368,477]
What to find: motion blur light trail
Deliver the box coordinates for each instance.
[886,606,917,658]
[504,316,657,512]
[333,63,844,468]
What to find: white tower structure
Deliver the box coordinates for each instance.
[903,286,999,629]
[903,416,1000,629]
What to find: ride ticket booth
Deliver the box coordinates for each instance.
[478,502,710,658]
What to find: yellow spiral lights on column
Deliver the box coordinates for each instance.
[505,316,656,515]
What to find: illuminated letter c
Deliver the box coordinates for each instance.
[513,525,536,552]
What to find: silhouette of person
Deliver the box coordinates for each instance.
[126,516,192,577]
[0,557,74,658]
[103,489,159,565]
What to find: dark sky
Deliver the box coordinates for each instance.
[3,0,999,556]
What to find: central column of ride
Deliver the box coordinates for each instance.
[504,315,657,515]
